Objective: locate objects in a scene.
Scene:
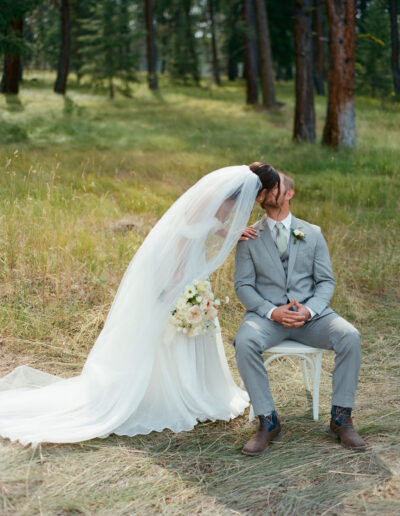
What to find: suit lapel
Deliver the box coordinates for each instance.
[286,215,300,285]
[259,219,286,282]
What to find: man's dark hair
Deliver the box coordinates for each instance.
[249,162,280,195]
[278,170,294,191]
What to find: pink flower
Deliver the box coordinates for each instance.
[185,305,203,324]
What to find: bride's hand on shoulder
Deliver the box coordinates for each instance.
[238,226,259,241]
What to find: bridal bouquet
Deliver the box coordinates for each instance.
[170,280,229,338]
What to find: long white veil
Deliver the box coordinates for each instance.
[0,165,261,445]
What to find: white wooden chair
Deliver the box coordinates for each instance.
[246,340,324,421]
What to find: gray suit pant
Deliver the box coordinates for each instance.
[234,312,361,416]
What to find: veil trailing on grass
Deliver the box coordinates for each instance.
[0,165,261,446]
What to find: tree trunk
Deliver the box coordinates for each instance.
[313,0,325,95]
[255,0,276,108]
[323,0,356,148]
[293,0,315,142]
[54,0,71,94]
[145,0,158,90]
[71,0,82,83]
[243,0,258,104]
[388,0,400,96]
[208,0,221,85]
[1,18,23,94]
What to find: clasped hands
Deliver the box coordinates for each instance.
[271,299,311,328]
[238,227,310,327]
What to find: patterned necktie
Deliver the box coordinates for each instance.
[275,222,288,256]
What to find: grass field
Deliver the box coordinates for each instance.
[0,72,399,515]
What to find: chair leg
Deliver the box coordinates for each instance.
[249,404,255,422]
[312,352,323,421]
[301,358,311,392]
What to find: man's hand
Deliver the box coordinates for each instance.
[271,299,311,328]
[238,226,259,241]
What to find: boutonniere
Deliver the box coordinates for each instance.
[291,228,306,244]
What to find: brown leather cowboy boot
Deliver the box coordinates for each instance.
[242,411,282,456]
[329,406,368,451]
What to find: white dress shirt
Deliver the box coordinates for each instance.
[264,213,315,321]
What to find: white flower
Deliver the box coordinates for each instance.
[176,297,187,309]
[193,279,199,285]
[291,227,306,244]
[207,306,219,320]
[196,281,207,293]
[214,299,221,306]
[293,228,305,238]
[196,296,202,303]
[184,285,196,298]
[225,296,230,304]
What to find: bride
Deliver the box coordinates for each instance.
[0,164,279,446]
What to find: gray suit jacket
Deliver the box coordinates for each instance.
[234,214,335,319]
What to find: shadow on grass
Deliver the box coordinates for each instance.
[4,94,24,112]
[95,412,394,514]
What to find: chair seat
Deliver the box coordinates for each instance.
[267,339,321,354]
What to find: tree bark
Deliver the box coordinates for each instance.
[313,0,325,95]
[1,18,23,94]
[255,0,276,108]
[145,0,158,90]
[293,0,315,142]
[323,0,356,148]
[54,0,71,94]
[388,0,400,96]
[208,0,221,85]
[243,0,258,104]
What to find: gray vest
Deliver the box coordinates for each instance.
[280,251,289,276]
[275,235,290,277]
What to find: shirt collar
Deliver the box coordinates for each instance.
[266,212,292,232]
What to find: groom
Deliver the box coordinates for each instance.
[234,162,367,456]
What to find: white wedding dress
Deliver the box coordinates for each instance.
[0,166,261,446]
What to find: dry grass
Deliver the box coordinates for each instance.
[0,74,399,514]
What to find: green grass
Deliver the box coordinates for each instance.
[0,72,399,515]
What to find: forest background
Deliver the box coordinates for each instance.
[0,1,399,514]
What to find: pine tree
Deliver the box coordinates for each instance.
[388,0,400,96]
[356,0,392,100]
[79,0,138,98]
[221,0,243,81]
